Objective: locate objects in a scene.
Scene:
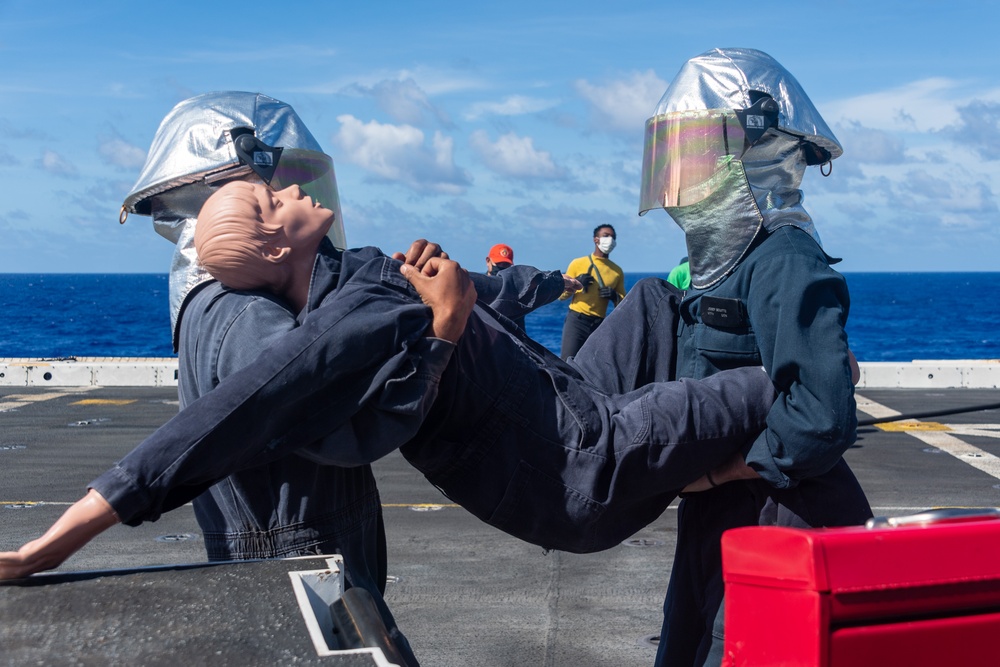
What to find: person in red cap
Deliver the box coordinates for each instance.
[485,243,515,276]
[485,243,526,328]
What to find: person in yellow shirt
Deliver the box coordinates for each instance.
[559,224,626,359]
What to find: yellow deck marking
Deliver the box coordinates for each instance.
[0,387,94,411]
[857,393,1000,479]
[877,420,951,432]
[71,398,137,406]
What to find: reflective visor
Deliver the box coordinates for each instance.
[270,148,341,217]
[639,110,748,214]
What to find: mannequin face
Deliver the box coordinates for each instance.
[256,183,336,247]
[195,180,335,296]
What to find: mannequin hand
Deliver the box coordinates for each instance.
[562,274,583,295]
[401,257,477,344]
[0,489,119,580]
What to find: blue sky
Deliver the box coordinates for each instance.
[2,1,998,274]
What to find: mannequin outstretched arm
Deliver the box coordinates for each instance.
[0,257,475,581]
[0,490,119,579]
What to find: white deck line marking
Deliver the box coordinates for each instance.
[0,387,94,412]
[856,393,1000,479]
[854,393,901,420]
[943,424,1000,440]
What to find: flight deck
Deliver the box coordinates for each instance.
[2,373,1000,665]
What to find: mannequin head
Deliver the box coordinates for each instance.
[196,181,334,304]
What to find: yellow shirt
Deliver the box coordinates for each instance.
[562,254,626,318]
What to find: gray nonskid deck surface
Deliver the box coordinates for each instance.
[2,386,1000,665]
[0,559,382,667]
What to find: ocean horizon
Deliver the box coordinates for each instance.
[2,272,999,362]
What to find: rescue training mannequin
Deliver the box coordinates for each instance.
[573,47,873,666]
[0,179,777,582]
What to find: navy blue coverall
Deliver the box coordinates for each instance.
[572,226,872,666]
[90,242,775,559]
[177,280,418,660]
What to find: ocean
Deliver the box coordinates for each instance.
[1,273,998,362]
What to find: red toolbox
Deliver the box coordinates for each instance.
[721,509,1000,666]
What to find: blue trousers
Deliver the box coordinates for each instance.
[569,277,871,665]
[402,277,774,553]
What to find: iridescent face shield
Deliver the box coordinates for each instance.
[639,97,779,214]
[208,129,343,224]
[637,48,842,288]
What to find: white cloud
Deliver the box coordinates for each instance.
[38,150,78,178]
[900,168,955,200]
[943,100,1000,160]
[98,137,147,170]
[342,78,452,128]
[469,131,563,179]
[899,169,997,224]
[822,78,958,131]
[512,201,628,233]
[334,115,471,195]
[310,67,485,97]
[464,95,558,120]
[833,121,907,164]
[939,180,998,226]
[394,67,486,96]
[575,70,667,133]
[822,78,1000,132]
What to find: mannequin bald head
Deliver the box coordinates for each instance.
[195,181,285,291]
[195,181,334,309]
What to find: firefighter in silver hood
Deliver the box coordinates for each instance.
[639,49,873,665]
[120,92,418,664]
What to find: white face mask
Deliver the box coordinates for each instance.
[597,236,617,254]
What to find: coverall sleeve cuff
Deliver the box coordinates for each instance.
[416,336,457,379]
[88,465,153,527]
[745,432,795,489]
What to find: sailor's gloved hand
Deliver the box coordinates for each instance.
[576,274,594,290]
[598,286,614,300]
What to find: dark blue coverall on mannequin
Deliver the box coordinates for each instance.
[90,242,776,561]
[178,281,415,660]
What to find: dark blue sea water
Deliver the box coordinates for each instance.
[1,273,998,362]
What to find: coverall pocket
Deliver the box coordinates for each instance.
[488,461,604,553]
[692,323,759,370]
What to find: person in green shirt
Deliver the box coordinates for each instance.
[666,256,690,290]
